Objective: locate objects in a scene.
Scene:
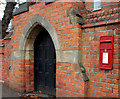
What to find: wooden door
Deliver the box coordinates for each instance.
[34,28,56,96]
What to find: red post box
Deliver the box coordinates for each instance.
[99,36,113,69]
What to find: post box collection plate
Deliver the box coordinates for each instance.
[99,36,113,69]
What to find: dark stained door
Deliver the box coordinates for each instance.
[34,28,56,96]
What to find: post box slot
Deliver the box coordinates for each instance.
[100,48,112,50]
[100,40,112,43]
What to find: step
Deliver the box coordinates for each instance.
[21,93,56,98]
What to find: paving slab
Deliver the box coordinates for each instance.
[0,83,56,99]
[1,84,21,99]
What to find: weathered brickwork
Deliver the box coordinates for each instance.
[1,0,120,98]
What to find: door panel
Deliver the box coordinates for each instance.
[34,28,56,96]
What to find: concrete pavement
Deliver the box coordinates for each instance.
[1,84,21,99]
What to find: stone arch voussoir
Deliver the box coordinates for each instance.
[19,14,60,51]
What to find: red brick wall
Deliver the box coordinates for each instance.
[2,1,120,98]
[80,1,120,97]
[0,40,3,80]
[81,25,119,97]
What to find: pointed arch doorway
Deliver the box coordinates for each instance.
[34,27,56,96]
[18,14,61,96]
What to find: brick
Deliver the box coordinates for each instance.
[57,74,66,78]
[58,81,66,86]
[85,28,94,32]
[66,25,74,29]
[56,62,61,65]
[70,87,79,93]
[95,82,106,87]
[113,70,119,74]
[114,13,119,19]
[115,19,120,24]
[87,73,94,76]
[80,81,87,85]
[56,3,63,8]
[88,89,95,95]
[95,26,106,31]
[95,91,106,96]
[70,28,81,33]
[102,31,107,36]
[70,38,81,42]
[95,21,106,26]
[113,80,119,84]
[89,77,100,82]
[89,86,100,91]
[95,73,106,78]
[61,78,70,83]
[74,93,85,97]
[61,63,71,66]
[65,75,74,79]
[75,84,84,90]
[101,78,112,83]
[70,80,79,84]
[114,45,120,49]
[106,93,119,98]
[73,33,82,37]
[107,24,119,30]
[74,24,81,28]
[114,50,119,55]
[66,83,74,88]
[107,74,119,79]
[69,47,80,50]
[113,89,119,94]
[80,90,87,94]
[88,81,94,86]
[93,68,99,72]
[64,90,75,96]
[101,88,112,93]
[107,84,119,89]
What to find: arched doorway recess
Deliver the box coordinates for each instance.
[18,14,61,96]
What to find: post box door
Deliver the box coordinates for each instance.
[99,36,113,69]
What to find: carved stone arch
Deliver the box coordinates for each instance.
[19,14,60,51]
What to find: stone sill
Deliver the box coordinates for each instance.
[82,19,120,28]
